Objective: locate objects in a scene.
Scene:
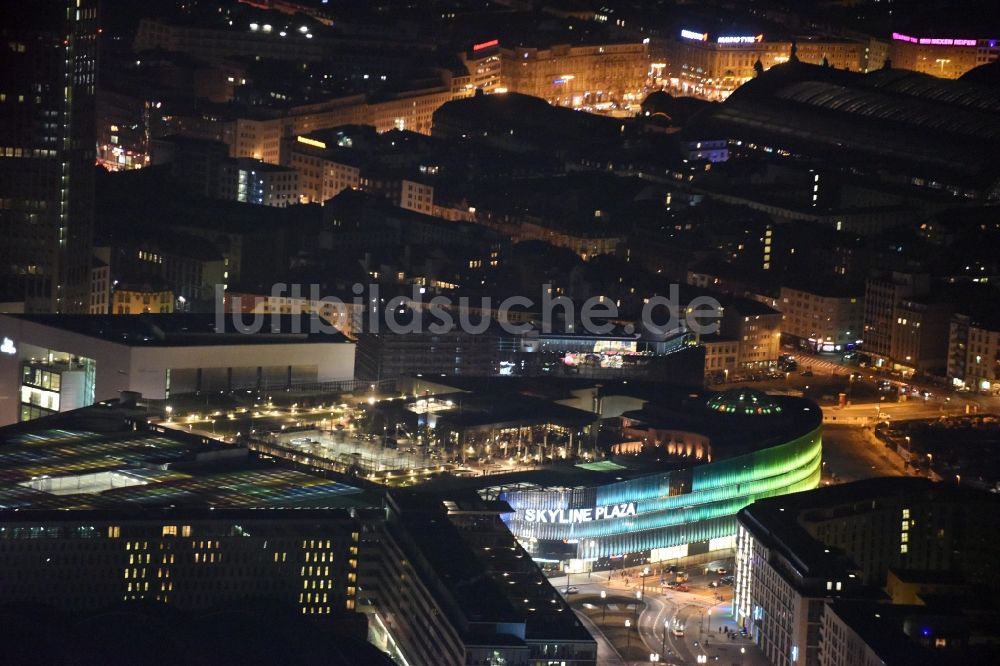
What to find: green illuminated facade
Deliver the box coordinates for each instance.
[500,397,822,568]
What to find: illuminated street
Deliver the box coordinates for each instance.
[555,565,770,665]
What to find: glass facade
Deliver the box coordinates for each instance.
[500,426,822,566]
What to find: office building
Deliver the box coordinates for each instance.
[863,271,930,368]
[0,313,355,424]
[369,493,597,666]
[355,324,501,381]
[0,507,361,615]
[232,158,299,207]
[889,297,952,376]
[0,0,98,312]
[735,478,1000,666]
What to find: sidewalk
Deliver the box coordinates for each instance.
[684,600,769,666]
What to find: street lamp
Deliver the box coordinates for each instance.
[662,619,669,655]
[708,608,713,633]
[601,590,607,623]
[625,619,632,655]
[741,646,746,665]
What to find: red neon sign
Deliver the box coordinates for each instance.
[473,39,499,52]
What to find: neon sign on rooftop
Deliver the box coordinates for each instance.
[891,32,978,46]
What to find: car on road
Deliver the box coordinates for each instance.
[563,586,579,594]
[675,584,690,592]
[715,567,728,575]
[709,581,719,588]
[800,369,814,377]
[720,575,735,585]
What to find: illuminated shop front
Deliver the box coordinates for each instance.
[498,392,822,570]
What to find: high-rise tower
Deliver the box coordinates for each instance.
[0,0,98,312]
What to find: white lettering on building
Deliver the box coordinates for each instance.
[521,502,637,524]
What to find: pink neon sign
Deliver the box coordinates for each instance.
[891,32,978,46]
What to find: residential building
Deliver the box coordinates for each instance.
[779,286,864,352]
[110,281,175,315]
[500,41,648,108]
[666,29,866,100]
[947,310,1000,394]
[284,131,365,204]
[702,334,740,381]
[720,299,782,370]
[888,32,999,79]
[224,290,365,340]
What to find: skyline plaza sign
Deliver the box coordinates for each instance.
[521,502,637,524]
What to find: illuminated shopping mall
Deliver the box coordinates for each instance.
[479,387,822,572]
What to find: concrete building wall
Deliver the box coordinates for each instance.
[0,315,355,425]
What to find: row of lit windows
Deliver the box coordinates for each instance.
[0,146,58,158]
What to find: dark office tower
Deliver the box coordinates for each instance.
[0,1,97,312]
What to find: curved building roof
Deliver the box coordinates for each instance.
[706,388,783,416]
[691,62,1000,197]
[864,68,1000,114]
